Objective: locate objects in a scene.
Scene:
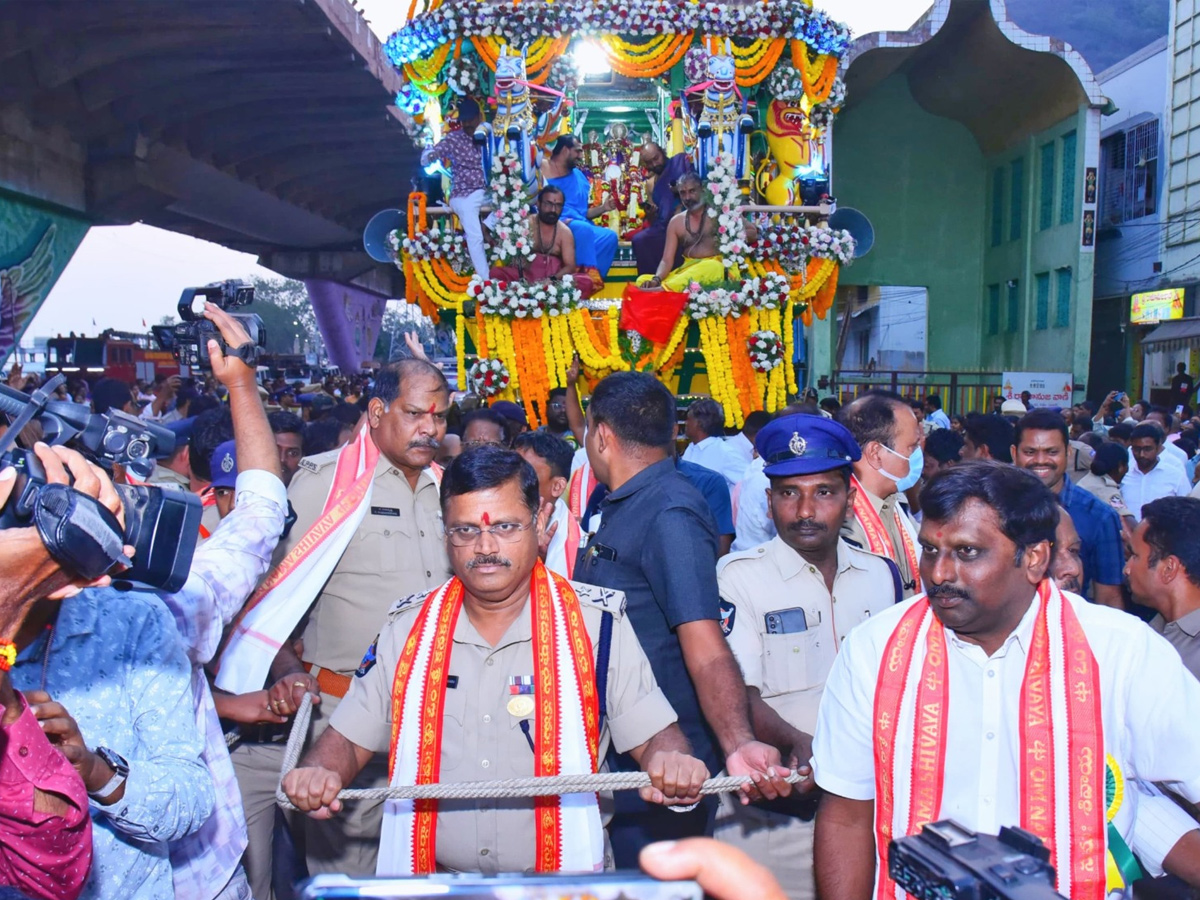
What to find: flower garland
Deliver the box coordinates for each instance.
[468,357,510,397]
[706,152,748,268]
[488,149,534,266]
[547,55,580,95]
[467,277,582,318]
[802,225,856,265]
[391,226,469,268]
[765,61,806,102]
[384,0,850,66]
[748,330,783,373]
[443,56,480,96]
[808,77,846,131]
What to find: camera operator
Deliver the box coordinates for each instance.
[3,438,212,900]
[7,303,285,900]
[0,446,140,900]
[142,303,290,900]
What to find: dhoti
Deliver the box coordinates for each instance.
[636,256,725,291]
[489,254,600,299]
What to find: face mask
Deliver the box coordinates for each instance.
[878,443,924,492]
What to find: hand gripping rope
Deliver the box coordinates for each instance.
[274,694,807,809]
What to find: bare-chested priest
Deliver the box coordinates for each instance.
[489,185,601,298]
[636,172,757,292]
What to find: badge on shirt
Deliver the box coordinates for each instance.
[355,636,378,678]
[719,599,736,637]
[371,506,401,517]
[507,676,535,717]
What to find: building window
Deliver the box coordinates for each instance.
[1039,142,1055,231]
[1100,119,1159,225]
[1035,273,1050,330]
[1061,131,1077,225]
[1007,281,1020,332]
[1010,157,1025,241]
[1055,269,1072,328]
[988,284,1000,336]
[991,168,1004,247]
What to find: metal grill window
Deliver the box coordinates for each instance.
[1061,131,1077,225]
[1100,119,1159,225]
[1035,273,1050,330]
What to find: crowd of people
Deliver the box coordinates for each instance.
[2,309,1200,900]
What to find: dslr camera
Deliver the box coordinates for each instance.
[0,376,201,592]
[172,280,266,370]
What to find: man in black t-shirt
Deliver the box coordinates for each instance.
[1171,362,1196,402]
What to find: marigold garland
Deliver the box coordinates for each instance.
[601,33,694,77]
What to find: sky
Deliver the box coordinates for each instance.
[29,0,931,344]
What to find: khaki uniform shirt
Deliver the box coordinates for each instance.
[840,483,921,597]
[1068,441,1096,484]
[718,537,898,733]
[147,465,190,490]
[1078,471,1132,520]
[1149,608,1200,682]
[330,582,677,874]
[278,450,450,676]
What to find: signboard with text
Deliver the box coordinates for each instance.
[1131,288,1184,324]
[1001,372,1073,408]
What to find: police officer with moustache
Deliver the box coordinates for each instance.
[258,359,453,881]
[715,416,902,900]
[284,447,708,874]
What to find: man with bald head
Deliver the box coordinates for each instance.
[267,358,454,878]
[632,142,695,276]
[838,390,924,597]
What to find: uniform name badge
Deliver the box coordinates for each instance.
[508,675,535,717]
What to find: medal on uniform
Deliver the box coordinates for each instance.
[508,675,535,717]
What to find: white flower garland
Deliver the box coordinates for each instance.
[392,226,469,268]
[385,0,852,63]
[488,148,534,266]
[684,272,790,320]
[706,151,748,268]
[444,57,480,96]
[547,56,579,95]
[467,276,582,318]
[467,357,510,397]
[748,330,784,373]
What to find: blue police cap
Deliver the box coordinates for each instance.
[755,414,861,478]
[209,439,238,490]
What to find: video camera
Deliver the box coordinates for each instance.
[889,820,1065,900]
[0,376,201,592]
[172,280,266,371]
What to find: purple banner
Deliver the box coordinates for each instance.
[304,279,386,373]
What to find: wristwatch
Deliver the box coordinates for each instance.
[89,747,129,800]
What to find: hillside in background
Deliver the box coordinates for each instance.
[1005,0,1168,73]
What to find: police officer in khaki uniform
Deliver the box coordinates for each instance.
[838,390,924,596]
[284,446,708,873]
[251,359,453,883]
[1078,441,1135,525]
[715,415,901,900]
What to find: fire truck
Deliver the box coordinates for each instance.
[45,330,184,383]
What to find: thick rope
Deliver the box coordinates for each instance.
[275,694,806,810]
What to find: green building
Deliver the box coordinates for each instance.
[813,0,1107,408]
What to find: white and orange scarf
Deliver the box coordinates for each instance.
[850,474,921,592]
[377,560,604,875]
[216,425,440,694]
[873,579,1105,900]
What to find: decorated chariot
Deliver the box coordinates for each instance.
[375,0,862,427]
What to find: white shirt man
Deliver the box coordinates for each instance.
[1123,427,1193,520]
[731,457,775,552]
[681,436,748,488]
[812,590,1200,891]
